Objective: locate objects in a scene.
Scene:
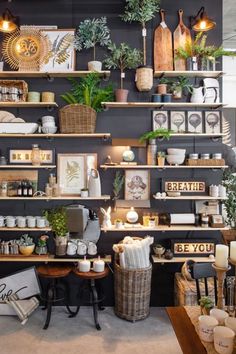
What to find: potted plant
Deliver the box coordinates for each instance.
[170,76,193,99]
[74,17,111,71]
[156,78,170,95]
[121,0,160,91]
[113,171,125,202]
[199,296,214,315]
[81,188,89,198]
[104,42,142,102]
[44,207,69,256]
[157,151,166,166]
[139,128,172,143]
[17,234,35,256]
[35,235,49,255]
[221,170,236,245]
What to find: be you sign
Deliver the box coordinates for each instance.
[171,239,215,257]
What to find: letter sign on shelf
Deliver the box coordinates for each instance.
[165,181,205,193]
[171,239,216,257]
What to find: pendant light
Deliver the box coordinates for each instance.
[0,8,17,33]
[191,7,216,32]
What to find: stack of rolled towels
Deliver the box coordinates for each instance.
[113,236,154,269]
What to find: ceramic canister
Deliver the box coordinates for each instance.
[41,92,55,103]
[27,92,40,102]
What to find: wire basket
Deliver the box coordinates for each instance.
[59,104,97,134]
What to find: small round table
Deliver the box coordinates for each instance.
[71,267,109,330]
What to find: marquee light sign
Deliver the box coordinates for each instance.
[165,181,205,193]
[171,239,215,257]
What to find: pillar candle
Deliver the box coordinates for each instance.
[230,241,236,263]
[93,256,105,273]
[215,244,229,268]
[79,256,91,272]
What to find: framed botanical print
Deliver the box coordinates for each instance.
[152,111,168,130]
[9,149,55,165]
[125,170,150,200]
[205,111,222,134]
[40,29,76,72]
[170,111,185,133]
[187,111,203,133]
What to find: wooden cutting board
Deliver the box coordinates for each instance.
[174,9,192,71]
[154,9,173,72]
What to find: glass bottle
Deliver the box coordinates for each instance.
[17,182,22,197]
[31,144,41,166]
[22,182,28,197]
[28,183,33,197]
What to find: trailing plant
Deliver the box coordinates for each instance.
[121,0,160,65]
[169,76,193,95]
[74,17,111,61]
[104,42,142,89]
[139,128,172,143]
[17,234,34,246]
[113,171,124,201]
[37,235,49,247]
[43,207,68,237]
[222,169,236,228]
[158,78,170,85]
[61,73,114,112]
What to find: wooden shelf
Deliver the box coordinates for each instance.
[0,195,110,200]
[0,102,58,108]
[100,164,228,170]
[0,165,56,169]
[0,227,51,231]
[154,71,224,78]
[101,226,229,232]
[152,255,215,263]
[0,133,111,139]
[0,70,111,78]
[102,102,225,109]
[153,195,227,201]
[164,133,225,138]
[0,254,112,263]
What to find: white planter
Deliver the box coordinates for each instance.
[88,61,102,72]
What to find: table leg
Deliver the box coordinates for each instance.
[43,280,54,330]
[90,279,101,330]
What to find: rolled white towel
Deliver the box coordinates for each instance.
[119,252,126,269]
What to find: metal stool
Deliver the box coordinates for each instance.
[70,267,109,330]
[37,264,72,329]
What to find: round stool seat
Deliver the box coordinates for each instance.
[37,265,72,278]
[73,267,109,280]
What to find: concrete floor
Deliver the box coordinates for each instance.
[0,307,182,354]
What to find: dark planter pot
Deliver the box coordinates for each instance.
[115,89,129,102]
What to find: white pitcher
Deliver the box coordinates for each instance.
[88,169,101,197]
[190,87,205,103]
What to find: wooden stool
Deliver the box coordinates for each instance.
[37,264,72,329]
[71,267,109,330]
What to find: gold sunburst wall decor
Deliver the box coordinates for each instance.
[2,27,50,71]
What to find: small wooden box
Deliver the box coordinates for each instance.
[186,159,225,166]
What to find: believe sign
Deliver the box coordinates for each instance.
[165,181,205,193]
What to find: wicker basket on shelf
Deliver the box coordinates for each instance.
[59,104,97,133]
[186,158,225,166]
[114,254,152,322]
[0,80,28,102]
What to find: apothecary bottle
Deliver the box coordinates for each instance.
[31,144,41,166]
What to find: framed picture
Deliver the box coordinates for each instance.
[170,111,185,133]
[187,111,203,133]
[125,170,150,200]
[205,111,222,134]
[9,149,55,165]
[57,153,97,196]
[152,111,168,130]
[40,29,76,72]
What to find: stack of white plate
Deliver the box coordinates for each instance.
[41,116,57,134]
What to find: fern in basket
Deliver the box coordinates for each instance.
[61,73,114,112]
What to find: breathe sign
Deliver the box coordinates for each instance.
[172,240,215,256]
[165,181,205,193]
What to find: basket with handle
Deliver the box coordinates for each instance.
[59,104,97,134]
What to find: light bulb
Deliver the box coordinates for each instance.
[200,20,207,30]
[126,207,139,223]
[2,20,9,31]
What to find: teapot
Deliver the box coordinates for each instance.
[66,242,77,256]
[87,242,97,256]
[77,241,87,256]
[190,87,205,103]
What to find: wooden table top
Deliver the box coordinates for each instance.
[73,266,109,280]
[166,307,207,354]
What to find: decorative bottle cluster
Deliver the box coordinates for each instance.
[45,173,60,197]
[17,181,33,197]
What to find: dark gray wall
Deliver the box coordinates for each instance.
[0,0,225,306]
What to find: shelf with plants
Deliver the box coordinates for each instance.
[152,255,215,263]
[0,71,111,79]
[154,71,224,78]
[0,195,111,201]
[101,102,225,109]
[0,227,51,231]
[100,165,228,170]
[0,102,58,108]
[0,254,112,263]
[0,165,56,169]
[153,195,227,201]
[0,133,111,139]
[101,225,229,232]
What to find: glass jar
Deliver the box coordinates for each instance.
[31,144,41,166]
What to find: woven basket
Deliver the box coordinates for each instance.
[114,259,152,322]
[0,80,28,102]
[136,67,153,92]
[186,158,225,166]
[59,104,97,133]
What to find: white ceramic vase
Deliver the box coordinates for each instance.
[88,169,101,197]
[88,61,102,72]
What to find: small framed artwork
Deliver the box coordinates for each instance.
[205,111,222,134]
[152,111,168,130]
[170,111,185,133]
[125,170,150,200]
[211,214,224,227]
[40,29,76,72]
[9,149,55,165]
[187,111,203,133]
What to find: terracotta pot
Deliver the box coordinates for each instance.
[157,84,167,95]
[88,61,102,72]
[19,244,35,256]
[157,157,165,166]
[115,89,129,102]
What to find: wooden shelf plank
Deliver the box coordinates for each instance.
[0,255,112,262]
[0,227,51,231]
[153,195,227,200]
[0,165,56,169]
[0,102,58,108]
[0,133,111,138]
[166,133,225,138]
[0,195,110,200]
[0,71,110,78]
[100,164,228,170]
[154,71,224,78]
[102,102,225,109]
[101,226,229,232]
[152,255,215,263]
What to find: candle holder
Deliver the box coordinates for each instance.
[229,258,236,314]
[212,263,231,310]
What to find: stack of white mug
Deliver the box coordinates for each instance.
[209,185,227,198]
[41,116,57,134]
[0,215,48,228]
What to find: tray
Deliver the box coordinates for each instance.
[0,123,38,134]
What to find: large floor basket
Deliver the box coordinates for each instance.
[59,104,97,133]
[114,260,152,322]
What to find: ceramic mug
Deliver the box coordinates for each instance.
[77,242,87,256]
[214,326,235,354]
[27,216,36,228]
[0,215,5,227]
[16,216,26,228]
[210,308,229,325]
[36,217,46,228]
[198,315,218,343]
[87,242,97,256]
[67,242,77,256]
[6,216,16,228]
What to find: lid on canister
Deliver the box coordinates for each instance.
[32,144,39,148]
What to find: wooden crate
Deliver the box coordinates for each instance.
[186,159,225,166]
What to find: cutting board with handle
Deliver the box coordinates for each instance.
[154,9,173,72]
[174,9,192,71]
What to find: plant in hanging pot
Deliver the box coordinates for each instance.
[43,207,69,256]
[104,42,142,102]
[121,0,160,91]
[169,76,193,100]
[74,17,111,71]
[17,234,35,256]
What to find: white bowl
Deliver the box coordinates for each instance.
[41,116,55,124]
[167,148,186,155]
[166,154,185,165]
[0,123,38,134]
[42,126,57,134]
